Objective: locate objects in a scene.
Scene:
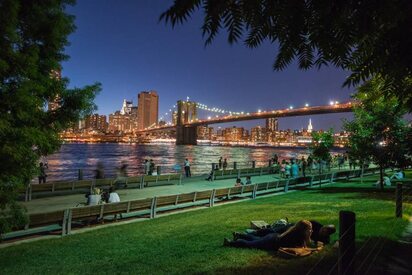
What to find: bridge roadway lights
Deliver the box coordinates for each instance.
[176,126,197,145]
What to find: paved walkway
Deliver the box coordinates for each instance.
[21,165,362,214]
[22,174,281,214]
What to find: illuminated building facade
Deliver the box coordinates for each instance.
[222,126,244,141]
[85,114,108,132]
[250,126,266,142]
[138,90,159,130]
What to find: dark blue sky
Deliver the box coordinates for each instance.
[63,0,354,131]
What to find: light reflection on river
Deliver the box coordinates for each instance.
[45,143,344,181]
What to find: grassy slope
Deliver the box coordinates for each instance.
[0,175,411,274]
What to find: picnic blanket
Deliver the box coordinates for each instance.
[278,243,324,258]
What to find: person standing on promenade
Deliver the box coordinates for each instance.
[273,154,278,164]
[291,161,299,178]
[144,159,150,175]
[119,161,128,177]
[307,155,313,174]
[301,157,307,177]
[94,162,105,179]
[280,160,286,178]
[148,159,154,175]
[38,162,47,184]
[184,158,191,177]
[285,162,291,178]
[223,158,228,170]
[218,157,223,170]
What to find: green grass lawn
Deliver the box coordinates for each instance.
[0,174,411,274]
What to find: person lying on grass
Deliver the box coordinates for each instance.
[224,220,336,250]
[237,219,336,245]
[224,220,312,250]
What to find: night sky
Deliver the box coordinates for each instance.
[63,0,354,131]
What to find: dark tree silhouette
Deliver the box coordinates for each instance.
[161,0,412,108]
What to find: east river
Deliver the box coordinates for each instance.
[44,143,345,181]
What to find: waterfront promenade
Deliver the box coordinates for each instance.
[23,173,281,214]
[23,164,355,214]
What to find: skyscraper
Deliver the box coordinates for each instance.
[137,90,159,130]
[308,119,313,133]
[120,99,133,115]
[265,118,278,132]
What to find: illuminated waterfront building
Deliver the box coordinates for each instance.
[197,126,213,140]
[138,90,159,130]
[85,114,108,132]
[250,126,266,142]
[266,118,278,132]
[222,126,244,141]
[108,111,132,133]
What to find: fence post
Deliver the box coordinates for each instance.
[252,184,258,199]
[284,180,289,192]
[209,189,216,207]
[150,197,157,219]
[252,160,256,168]
[339,211,356,275]
[396,183,402,218]
[78,169,83,180]
[67,209,72,235]
[233,161,237,170]
[157,166,161,176]
[61,209,68,236]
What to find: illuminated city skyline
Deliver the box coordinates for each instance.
[63,1,353,131]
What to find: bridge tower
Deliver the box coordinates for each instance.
[176,100,198,145]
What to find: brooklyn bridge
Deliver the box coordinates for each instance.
[138,100,354,145]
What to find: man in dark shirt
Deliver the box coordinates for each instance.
[234,220,336,244]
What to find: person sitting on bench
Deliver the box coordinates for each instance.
[234,178,243,187]
[390,170,405,180]
[224,220,312,250]
[374,174,391,187]
[234,219,336,245]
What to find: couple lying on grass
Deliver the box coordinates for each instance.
[224,219,336,252]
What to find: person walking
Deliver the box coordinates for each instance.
[184,158,191,177]
[218,157,223,170]
[223,158,228,170]
[38,162,47,184]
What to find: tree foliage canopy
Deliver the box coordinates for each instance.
[161,0,412,108]
[343,76,410,188]
[0,0,100,234]
[310,129,334,164]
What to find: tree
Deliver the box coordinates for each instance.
[161,0,412,109]
[343,77,410,189]
[0,0,100,235]
[310,129,334,175]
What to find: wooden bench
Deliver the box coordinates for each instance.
[142,173,182,187]
[26,210,68,235]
